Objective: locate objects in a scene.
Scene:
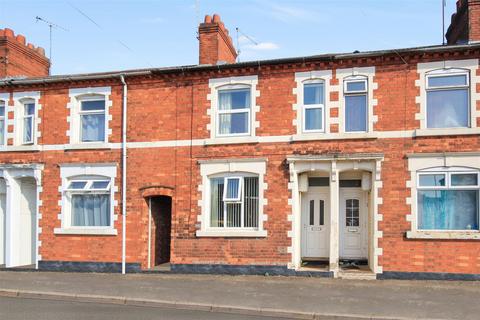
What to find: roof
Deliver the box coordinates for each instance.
[1,42,479,87]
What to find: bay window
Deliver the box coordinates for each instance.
[426,71,469,128]
[344,77,368,132]
[417,170,479,231]
[217,87,251,136]
[303,81,325,132]
[210,175,259,228]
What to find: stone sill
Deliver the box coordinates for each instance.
[0,145,42,152]
[406,230,480,240]
[204,136,259,146]
[291,132,377,142]
[414,128,480,137]
[64,143,112,151]
[54,228,117,236]
[196,229,267,238]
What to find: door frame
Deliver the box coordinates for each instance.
[339,188,368,260]
[301,187,329,260]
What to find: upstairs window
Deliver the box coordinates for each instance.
[303,81,325,132]
[217,87,251,136]
[426,71,469,128]
[80,97,106,142]
[22,100,35,144]
[65,178,111,227]
[0,101,5,146]
[344,78,368,132]
[210,175,259,228]
[417,169,479,230]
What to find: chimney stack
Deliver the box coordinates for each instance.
[446,0,480,44]
[0,28,50,78]
[198,14,237,65]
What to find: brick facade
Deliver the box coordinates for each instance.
[0,7,480,279]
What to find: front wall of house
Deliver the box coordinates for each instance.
[0,49,479,275]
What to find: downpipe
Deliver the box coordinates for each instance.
[120,75,127,274]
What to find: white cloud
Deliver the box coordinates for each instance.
[268,3,315,22]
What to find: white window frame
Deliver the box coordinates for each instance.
[415,59,480,135]
[22,99,35,145]
[78,95,107,143]
[343,76,368,133]
[0,99,6,146]
[55,164,117,235]
[424,69,470,129]
[302,80,325,133]
[416,168,480,232]
[222,176,243,202]
[197,159,267,237]
[215,85,252,137]
[207,75,259,143]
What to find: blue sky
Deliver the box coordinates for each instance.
[0,0,456,75]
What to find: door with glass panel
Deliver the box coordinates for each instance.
[339,190,367,259]
[301,190,329,258]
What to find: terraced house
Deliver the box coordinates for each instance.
[0,0,479,280]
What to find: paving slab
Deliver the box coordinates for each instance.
[0,271,478,319]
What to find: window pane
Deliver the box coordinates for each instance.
[81,114,105,142]
[218,89,250,110]
[319,200,325,225]
[309,200,314,225]
[308,177,329,187]
[304,83,324,105]
[226,203,241,227]
[345,95,367,132]
[72,194,110,227]
[339,180,362,188]
[68,181,87,189]
[426,89,468,128]
[225,178,240,200]
[91,181,110,189]
[219,112,248,135]
[451,174,478,186]
[0,104,5,117]
[418,190,478,230]
[346,81,366,92]
[244,177,258,228]
[305,108,323,131]
[428,75,467,87]
[81,100,105,111]
[0,119,4,145]
[23,117,33,143]
[24,103,35,115]
[210,178,224,227]
[419,174,446,187]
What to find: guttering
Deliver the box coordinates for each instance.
[120,74,128,274]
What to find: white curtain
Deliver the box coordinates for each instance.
[82,114,105,142]
[218,92,232,134]
[72,194,110,226]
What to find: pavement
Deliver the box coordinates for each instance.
[0,296,290,320]
[0,271,479,320]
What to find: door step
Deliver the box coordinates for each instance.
[338,270,377,280]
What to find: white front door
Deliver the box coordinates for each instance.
[0,193,5,265]
[17,180,36,266]
[301,189,329,259]
[339,189,367,259]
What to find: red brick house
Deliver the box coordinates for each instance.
[0,0,479,280]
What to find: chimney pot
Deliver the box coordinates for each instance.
[212,14,221,23]
[204,15,212,23]
[36,47,46,56]
[4,28,14,38]
[16,34,26,45]
[27,43,35,49]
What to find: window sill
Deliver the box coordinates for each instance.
[64,143,112,150]
[414,127,480,137]
[54,228,117,236]
[196,229,267,238]
[204,136,259,146]
[0,145,41,152]
[406,230,480,240]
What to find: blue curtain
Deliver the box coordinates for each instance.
[418,190,478,230]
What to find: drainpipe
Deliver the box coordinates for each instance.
[120,75,127,274]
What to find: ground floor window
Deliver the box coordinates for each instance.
[210,175,259,228]
[67,179,111,227]
[417,170,479,230]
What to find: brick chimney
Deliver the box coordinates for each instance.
[446,0,480,44]
[0,28,50,78]
[198,14,237,65]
